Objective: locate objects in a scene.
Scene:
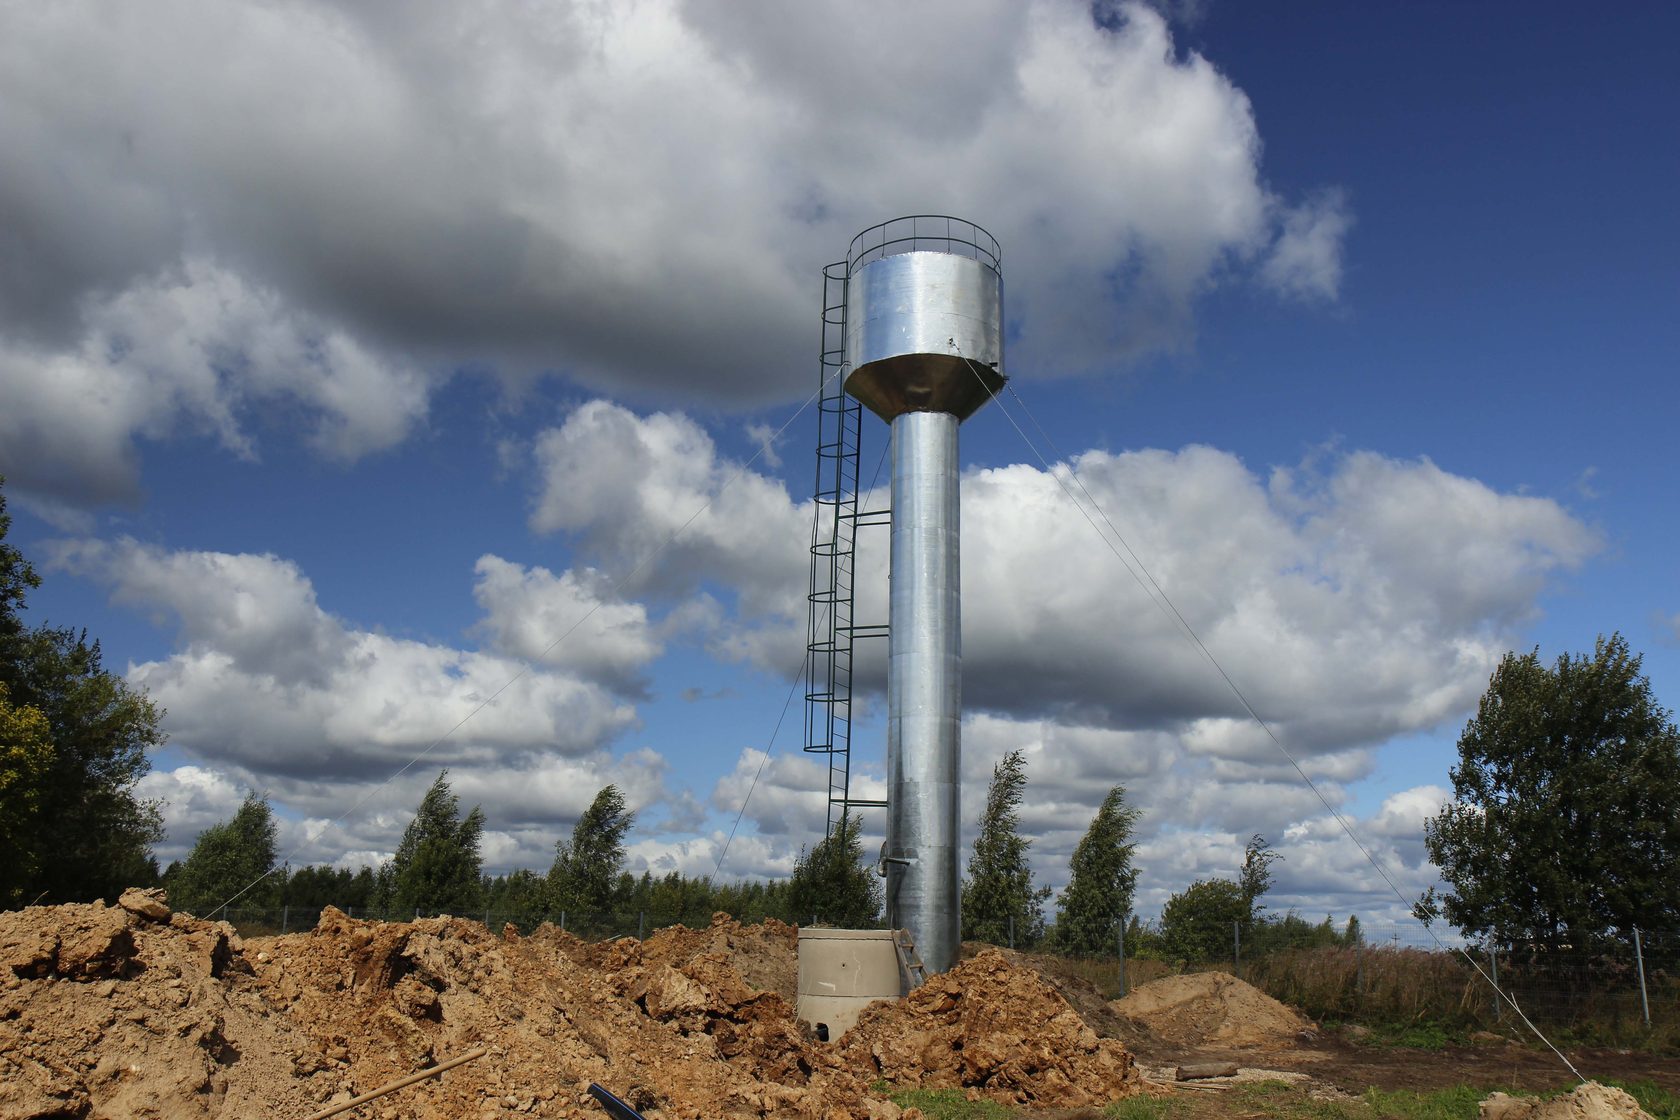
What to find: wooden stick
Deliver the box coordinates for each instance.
[303,1046,489,1120]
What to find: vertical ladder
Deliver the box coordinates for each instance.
[893,928,929,992]
[804,262,888,837]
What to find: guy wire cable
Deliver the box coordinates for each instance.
[211,370,840,915]
[959,356,1585,1083]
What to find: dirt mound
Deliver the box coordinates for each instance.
[840,949,1141,1108]
[1,891,317,1118]
[959,943,1149,1047]
[1112,971,1314,1051]
[1481,1083,1655,1120]
[3,900,1143,1118]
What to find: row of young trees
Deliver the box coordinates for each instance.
[164,773,884,929]
[164,742,1257,963]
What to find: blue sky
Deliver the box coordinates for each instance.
[2,0,1674,926]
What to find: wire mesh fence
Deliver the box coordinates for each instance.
[1011,920,1680,1048]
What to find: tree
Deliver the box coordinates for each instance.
[1238,833,1281,926]
[387,771,486,916]
[787,810,882,926]
[0,478,40,657]
[1160,878,1247,963]
[0,479,165,905]
[0,682,54,906]
[1051,785,1141,955]
[170,794,280,916]
[961,750,1051,947]
[1160,834,1280,962]
[1421,634,1680,951]
[550,784,635,918]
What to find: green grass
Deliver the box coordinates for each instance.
[1364,1085,1486,1120]
[1227,1080,1364,1120]
[884,1088,1015,1120]
[1104,1094,1181,1120]
[1356,1021,1465,1050]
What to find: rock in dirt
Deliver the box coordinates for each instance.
[840,949,1141,1108]
[1480,1083,1655,1120]
[1112,970,1314,1051]
[118,887,172,922]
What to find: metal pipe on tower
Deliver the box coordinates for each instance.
[841,217,1004,975]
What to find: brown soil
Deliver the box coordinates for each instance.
[840,950,1140,1109]
[0,899,1144,1119]
[1481,1083,1655,1120]
[1113,971,1316,1051]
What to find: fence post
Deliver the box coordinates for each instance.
[1233,921,1240,976]
[1009,916,1015,950]
[1633,927,1651,1030]
[281,905,289,934]
[1489,947,1502,1023]
[638,911,645,940]
[1117,916,1128,999]
[1355,941,1363,1011]
[560,911,566,932]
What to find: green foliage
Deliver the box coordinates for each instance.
[170,794,280,916]
[1051,785,1141,955]
[0,480,40,654]
[0,480,165,905]
[1124,912,1169,960]
[787,811,882,926]
[386,771,486,916]
[4,629,165,903]
[0,682,54,906]
[1160,833,1282,962]
[962,750,1051,947]
[1239,833,1281,920]
[1422,634,1680,950]
[1160,877,1248,962]
[282,865,377,909]
[550,784,635,917]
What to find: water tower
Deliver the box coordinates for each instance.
[846,216,1004,975]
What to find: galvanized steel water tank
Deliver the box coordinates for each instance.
[844,220,1005,422]
[841,216,1004,979]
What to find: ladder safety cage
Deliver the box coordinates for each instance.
[804,260,888,838]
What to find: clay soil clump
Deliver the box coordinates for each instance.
[2,902,1142,1119]
[1480,1083,1656,1120]
[841,949,1142,1108]
[1112,971,1315,1051]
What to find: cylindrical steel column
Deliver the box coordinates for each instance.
[884,410,962,974]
